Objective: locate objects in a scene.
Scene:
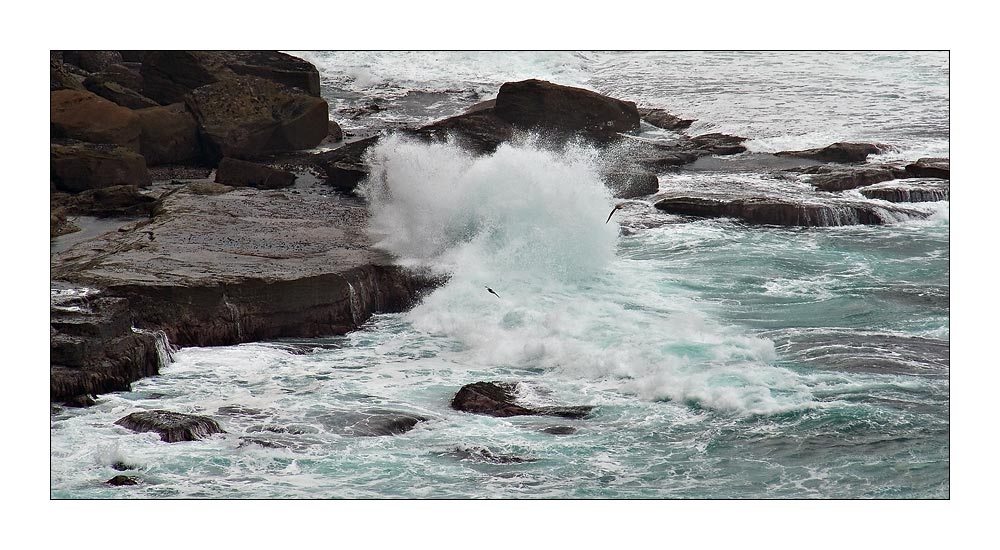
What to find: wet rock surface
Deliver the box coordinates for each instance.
[775,142,890,163]
[905,157,949,179]
[494,79,640,140]
[50,141,151,193]
[794,164,907,192]
[654,195,929,227]
[859,179,950,202]
[106,475,140,486]
[115,410,225,442]
[215,157,296,189]
[451,381,594,419]
[638,107,695,131]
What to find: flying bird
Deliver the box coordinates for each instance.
[606,203,625,224]
[486,287,501,299]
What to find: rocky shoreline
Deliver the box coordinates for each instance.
[50,50,949,418]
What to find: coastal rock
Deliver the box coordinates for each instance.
[56,185,159,218]
[654,195,928,227]
[603,170,659,199]
[445,446,534,464]
[183,181,235,195]
[51,90,142,151]
[51,58,86,92]
[186,75,328,161]
[50,141,151,193]
[687,133,748,156]
[859,179,950,202]
[450,381,594,419]
[135,103,202,166]
[106,475,140,486]
[542,426,577,435]
[797,164,907,192]
[83,67,159,110]
[325,120,343,143]
[115,410,225,442]
[51,206,80,237]
[215,157,296,189]
[62,51,123,73]
[638,107,695,131]
[141,50,321,105]
[905,158,949,179]
[775,142,889,163]
[493,79,640,140]
[316,136,380,193]
[318,409,428,436]
[410,109,514,154]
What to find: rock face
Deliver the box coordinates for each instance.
[83,71,159,110]
[412,109,514,154]
[215,157,296,189]
[493,79,640,140]
[135,103,202,166]
[638,107,695,131]
[905,157,949,179]
[654,195,928,227]
[860,179,950,202]
[115,410,225,442]
[798,164,907,192]
[450,382,594,419]
[50,141,152,193]
[51,58,86,91]
[186,75,329,161]
[51,90,142,151]
[141,50,321,105]
[776,142,889,163]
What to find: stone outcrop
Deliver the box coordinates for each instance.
[115,410,225,442]
[775,142,890,163]
[859,179,950,202]
[797,164,907,192]
[186,75,329,161]
[61,51,124,73]
[905,157,949,179]
[83,69,159,110]
[316,409,428,436]
[50,141,151,193]
[215,157,296,189]
[106,475,140,486]
[603,170,659,199]
[493,79,640,140]
[51,58,86,92]
[51,90,142,150]
[54,185,159,218]
[654,195,928,227]
[316,136,380,193]
[135,103,202,166]
[450,381,594,419]
[638,107,695,131]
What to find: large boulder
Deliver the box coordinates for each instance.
[776,142,889,163]
[215,157,296,189]
[83,78,159,110]
[51,90,142,150]
[186,75,329,161]
[51,141,151,193]
[410,109,514,154]
[905,157,949,179]
[115,410,225,442]
[451,381,594,419]
[493,79,639,140]
[654,195,928,226]
[687,133,748,156]
[61,50,123,73]
[135,103,201,165]
[141,50,321,105]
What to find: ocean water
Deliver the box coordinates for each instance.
[50,51,949,499]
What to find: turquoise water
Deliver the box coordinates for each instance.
[50,51,948,499]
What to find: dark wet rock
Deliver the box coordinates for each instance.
[603,171,659,199]
[318,409,428,436]
[51,58,86,92]
[116,410,224,442]
[111,461,137,471]
[238,436,287,449]
[62,51,123,73]
[493,79,639,141]
[654,195,928,227]
[797,164,907,192]
[106,475,140,486]
[340,101,384,118]
[62,394,97,408]
[51,90,142,151]
[775,142,890,163]
[55,185,159,218]
[148,164,213,182]
[324,120,343,143]
[905,157,949,179]
[186,75,328,162]
[50,293,163,401]
[135,103,202,166]
[51,206,80,237]
[542,426,577,435]
[83,65,158,110]
[183,181,235,195]
[217,405,270,418]
[411,109,514,154]
[141,50,321,105]
[316,136,380,193]
[464,98,496,114]
[451,381,594,418]
[860,179,950,202]
[51,141,151,193]
[215,157,296,189]
[445,446,534,464]
[638,107,695,131]
[119,51,148,63]
[687,133,748,156]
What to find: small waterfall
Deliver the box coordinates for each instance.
[346,279,364,327]
[131,327,176,368]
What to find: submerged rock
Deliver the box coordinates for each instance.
[106,475,140,486]
[317,409,428,436]
[776,142,890,163]
[115,410,225,442]
[444,446,535,464]
[451,381,594,419]
[654,195,928,227]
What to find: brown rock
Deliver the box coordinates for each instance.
[61,185,159,218]
[83,78,159,110]
[135,103,201,165]
[860,179,949,203]
[62,51,123,73]
[186,75,329,161]
[51,141,151,193]
[106,475,140,486]
[316,136,380,193]
[494,79,639,140]
[51,90,142,150]
[799,164,907,192]
[904,158,949,179]
[776,142,890,163]
[51,58,86,92]
[638,107,695,131]
[115,410,225,442]
[215,157,296,189]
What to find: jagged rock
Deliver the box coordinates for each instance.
[62,51,123,73]
[186,75,328,161]
[860,179,950,202]
[445,446,534,464]
[493,79,639,140]
[83,69,159,110]
[135,103,202,165]
[776,142,889,163]
[638,107,695,131]
[905,157,949,179]
[106,475,140,486]
[316,136,380,192]
[51,58,86,92]
[687,133,748,155]
[115,410,225,442]
[215,157,296,189]
[50,141,151,193]
[51,206,80,237]
[141,50,321,105]
[654,195,928,226]
[51,90,142,150]
[450,381,594,419]
[604,171,659,198]
[57,184,159,218]
[62,394,97,408]
[797,164,907,192]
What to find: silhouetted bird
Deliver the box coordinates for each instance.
[486,287,501,299]
[606,203,625,224]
